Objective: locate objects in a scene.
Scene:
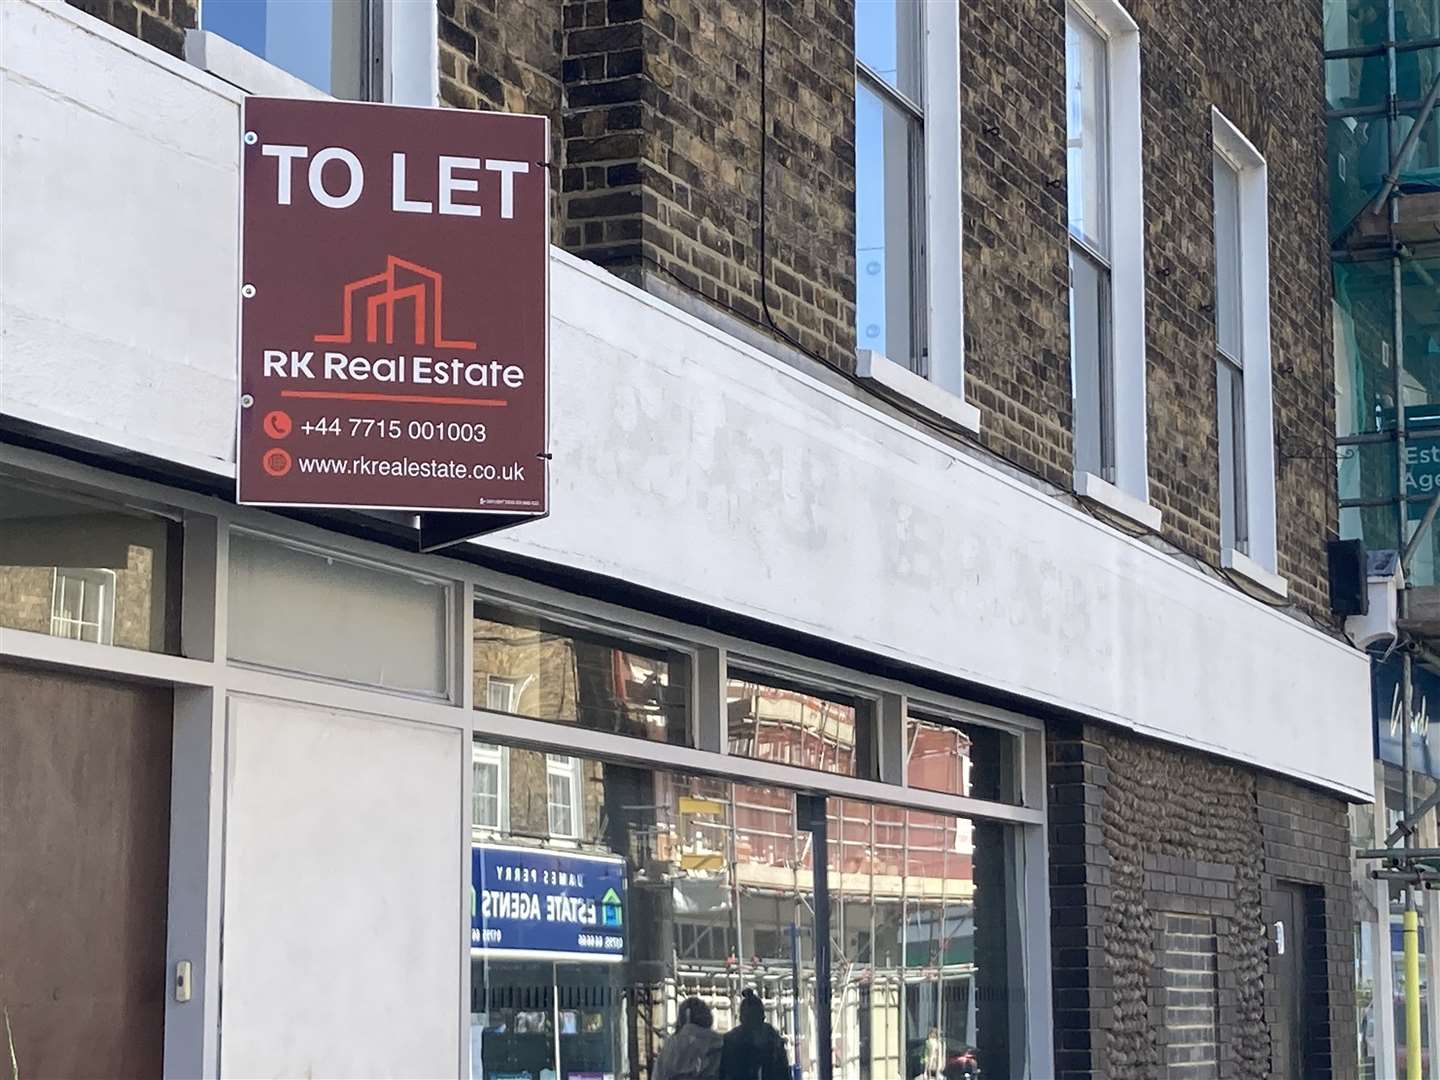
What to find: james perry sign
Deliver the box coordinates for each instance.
[236,98,549,516]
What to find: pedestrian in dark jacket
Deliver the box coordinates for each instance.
[653,996,723,1080]
[718,989,789,1080]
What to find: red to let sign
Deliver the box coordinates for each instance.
[236,98,548,516]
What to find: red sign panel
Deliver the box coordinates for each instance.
[236,98,548,514]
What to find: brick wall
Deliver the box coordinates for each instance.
[66,0,1342,619]
[65,0,193,55]
[956,0,1335,617]
[1047,720,1356,1080]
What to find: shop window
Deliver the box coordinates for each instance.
[227,530,449,696]
[201,0,376,99]
[0,476,181,654]
[473,599,691,744]
[467,749,1027,1079]
[907,713,1021,804]
[726,669,877,779]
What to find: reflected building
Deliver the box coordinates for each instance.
[469,610,1021,1080]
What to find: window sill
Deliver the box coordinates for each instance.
[1222,547,1289,600]
[855,349,981,434]
[183,29,330,100]
[1073,470,1162,533]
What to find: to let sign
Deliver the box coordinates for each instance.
[236,98,548,515]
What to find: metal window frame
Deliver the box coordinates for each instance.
[0,441,1053,1080]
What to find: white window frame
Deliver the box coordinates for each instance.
[1211,108,1285,597]
[50,567,117,646]
[185,0,437,105]
[471,740,509,834]
[855,1,980,434]
[1066,0,1155,529]
[545,753,583,840]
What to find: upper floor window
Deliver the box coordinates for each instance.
[853,2,976,430]
[1213,151,1248,552]
[855,1,925,371]
[201,0,377,99]
[1211,109,1284,594]
[1066,7,1113,477]
[1065,1,1155,526]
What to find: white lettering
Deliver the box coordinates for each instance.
[308,147,364,209]
[262,144,309,205]
[439,156,483,217]
[263,349,288,377]
[392,152,433,214]
[485,159,529,219]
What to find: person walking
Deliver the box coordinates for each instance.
[718,989,789,1080]
[653,996,723,1080]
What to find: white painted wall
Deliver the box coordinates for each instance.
[221,696,462,1078]
[0,0,1373,796]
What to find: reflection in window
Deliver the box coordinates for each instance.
[726,672,876,778]
[907,714,1021,804]
[472,742,508,832]
[0,477,180,654]
[474,601,691,744]
[50,568,116,644]
[546,755,582,840]
[467,740,1026,1078]
[854,0,925,372]
[202,0,371,99]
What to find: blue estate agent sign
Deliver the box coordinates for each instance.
[471,843,627,962]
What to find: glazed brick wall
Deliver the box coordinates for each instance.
[64,0,193,55]
[1048,721,1355,1080]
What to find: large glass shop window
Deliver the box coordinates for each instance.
[468,741,1027,1079]
[474,600,691,744]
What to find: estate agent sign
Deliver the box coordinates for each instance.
[471,844,627,962]
[236,98,549,517]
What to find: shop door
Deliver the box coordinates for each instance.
[0,662,173,1079]
[1269,881,1318,1080]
